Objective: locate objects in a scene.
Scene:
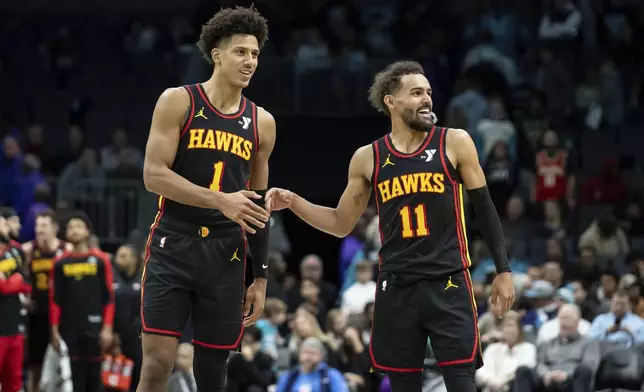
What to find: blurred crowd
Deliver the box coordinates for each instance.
[2,0,644,391]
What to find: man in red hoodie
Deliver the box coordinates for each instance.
[0,216,31,392]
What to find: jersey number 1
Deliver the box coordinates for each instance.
[209,161,225,191]
[400,204,429,238]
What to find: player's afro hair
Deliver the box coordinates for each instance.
[197,5,269,64]
[368,61,425,116]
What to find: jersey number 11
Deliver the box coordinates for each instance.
[399,204,429,239]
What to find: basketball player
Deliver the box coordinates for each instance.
[50,212,114,392]
[266,61,515,392]
[21,210,70,392]
[138,6,274,392]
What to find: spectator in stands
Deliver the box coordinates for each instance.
[476,311,536,392]
[542,261,564,290]
[537,200,567,240]
[479,296,505,348]
[340,261,376,315]
[226,326,276,392]
[167,343,195,392]
[338,213,370,289]
[288,309,339,368]
[23,124,48,172]
[590,270,620,314]
[531,130,575,206]
[513,304,599,392]
[568,280,597,322]
[462,31,520,86]
[620,274,644,318]
[100,128,143,171]
[325,310,369,391]
[520,91,549,152]
[581,157,627,204]
[565,246,601,290]
[295,279,328,326]
[537,288,591,345]
[105,149,143,181]
[578,213,629,260]
[522,280,558,333]
[288,255,337,311]
[51,125,85,176]
[475,96,517,164]
[588,290,644,347]
[57,147,105,207]
[484,142,518,213]
[294,28,332,75]
[256,298,288,360]
[502,196,534,250]
[446,78,489,133]
[265,251,291,301]
[276,337,349,392]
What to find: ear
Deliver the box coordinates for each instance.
[383,95,394,112]
[211,48,220,65]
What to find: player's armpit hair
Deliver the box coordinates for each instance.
[197,5,269,64]
[368,60,424,116]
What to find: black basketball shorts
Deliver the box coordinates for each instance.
[141,215,246,350]
[27,313,50,365]
[369,269,482,373]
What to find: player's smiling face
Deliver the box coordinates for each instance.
[390,73,435,132]
[216,34,259,88]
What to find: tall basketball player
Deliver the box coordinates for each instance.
[138,6,274,392]
[266,61,515,392]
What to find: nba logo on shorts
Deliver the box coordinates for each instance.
[382,280,387,291]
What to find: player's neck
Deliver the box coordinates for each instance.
[72,243,90,254]
[202,75,243,113]
[390,120,428,153]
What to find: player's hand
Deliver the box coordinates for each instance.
[51,330,62,352]
[243,278,267,327]
[220,190,270,234]
[265,188,294,213]
[99,327,114,354]
[490,272,515,318]
[0,271,5,280]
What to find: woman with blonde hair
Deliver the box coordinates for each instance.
[475,311,536,392]
[288,307,339,367]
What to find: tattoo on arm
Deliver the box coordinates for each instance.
[353,193,363,206]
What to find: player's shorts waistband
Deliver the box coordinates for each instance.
[158,215,244,240]
[379,268,466,286]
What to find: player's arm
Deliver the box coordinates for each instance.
[287,145,372,238]
[49,256,63,331]
[247,108,276,281]
[143,87,224,209]
[449,128,510,274]
[98,252,115,330]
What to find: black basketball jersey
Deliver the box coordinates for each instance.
[28,240,67,314]
[371,126,472,278]
[159,83,258,231]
